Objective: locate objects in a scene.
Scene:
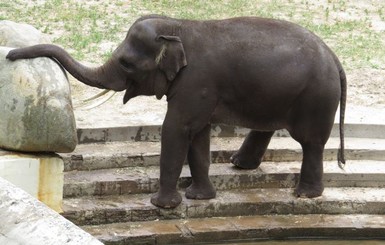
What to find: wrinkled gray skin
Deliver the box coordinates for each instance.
[7,15,346,209]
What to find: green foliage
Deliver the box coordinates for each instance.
[1,0,385,70]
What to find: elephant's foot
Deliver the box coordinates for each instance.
[150,190,182,209]
[294,181,324,198]
[230,151,262,169]
[185,182,216,200]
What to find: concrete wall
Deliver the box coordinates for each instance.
[0,150,63,212]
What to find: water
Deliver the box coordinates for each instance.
[216,240,385,245]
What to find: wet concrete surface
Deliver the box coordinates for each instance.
[82,214,385,244]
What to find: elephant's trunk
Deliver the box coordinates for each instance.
[6,44,115,90]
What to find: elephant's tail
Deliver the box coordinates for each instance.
[336,59,347,169]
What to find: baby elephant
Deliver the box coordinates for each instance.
[7,15,346,209]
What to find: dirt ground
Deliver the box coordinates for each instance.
[347,68,385,107]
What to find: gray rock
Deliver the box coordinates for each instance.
[0,47,77,152]
[0,20,51,48]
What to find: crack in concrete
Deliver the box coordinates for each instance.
[175,223,193,238]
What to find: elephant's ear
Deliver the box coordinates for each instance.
[156,35,187,81]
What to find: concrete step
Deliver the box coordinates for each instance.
[62,187,385,226]
[68,103,385,244]
[81,214,385,244]
[61,137,385,171]
[76,123,385,144]
[63,160,385,198]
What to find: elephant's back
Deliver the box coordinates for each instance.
[192,17,324,47]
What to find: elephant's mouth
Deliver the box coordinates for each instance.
[123,82,135,104]
[108,80,129,92]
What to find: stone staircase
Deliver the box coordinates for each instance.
[60,121,385,244]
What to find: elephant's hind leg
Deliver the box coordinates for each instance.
[185,124,216,200]
[289,98,336,198]
[295,142,325,197]
[231,130,274,169]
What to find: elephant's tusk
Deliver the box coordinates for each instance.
[81,89,111,103]
[75,90,117,110]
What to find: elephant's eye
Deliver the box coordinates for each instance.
[119,59,136,72]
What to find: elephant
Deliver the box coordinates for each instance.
[6,15,346,209]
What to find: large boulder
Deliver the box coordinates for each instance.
[0,20,51,48]
[0,21,77,153]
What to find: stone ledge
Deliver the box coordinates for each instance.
[82,214,385,245]
[63,187,385,226]
[63,160,385,198]
[0,177,102,245]
[75,123,385,144]
[61,137,385,171]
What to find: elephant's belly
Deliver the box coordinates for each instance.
[210,106,287,131]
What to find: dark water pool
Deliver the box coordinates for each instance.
[215,240,385,245]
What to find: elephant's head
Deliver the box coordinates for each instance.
[6,15,188,104]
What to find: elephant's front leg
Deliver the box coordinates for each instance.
[151,115,190,209]
[186,124,216,200]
